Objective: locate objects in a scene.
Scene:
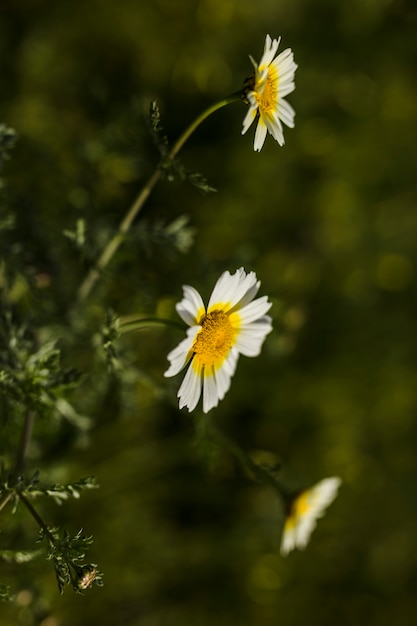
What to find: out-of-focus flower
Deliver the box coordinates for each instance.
[281,477,341,555]
[242,34,297,151]
[164,268,272,413]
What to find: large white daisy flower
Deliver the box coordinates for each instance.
[242,34,297,152]
[280,476,342,556]
[164,268,272,414]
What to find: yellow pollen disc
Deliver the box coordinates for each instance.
[256,66,279,114]
[192,309,236,370]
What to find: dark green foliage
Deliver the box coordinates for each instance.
[101,309,121,372]
[0,584,13,602]
[150,100,216,193]
[38,527,103,594]
[0,125,16,171]
[0,548,42,564]
[0,312,80,419]
[135,214,195,258]
[62,218,89,259]
[26,475,99,505]
[149,100,170,157]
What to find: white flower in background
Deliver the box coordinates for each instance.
[164,268,272,414]
[242,34,297,151]
[280,476,342,556]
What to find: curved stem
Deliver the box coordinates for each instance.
[118,316,185,334]
[0,410,36,514]
[206,419,286,497]
[168,92,242,161]
[76,92,243,303]
[17,490,57,547]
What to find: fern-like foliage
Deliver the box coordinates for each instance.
[27,476,99,505]
[38,527,103,594]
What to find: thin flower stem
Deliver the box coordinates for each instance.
[0,410,36,514]
[206,420,285,497]
[0,492,13,513]
[13,410,35,481]
[17,489,57,547]
[118,316,185,334]
[76,92,243,303]
[167,92,243,161]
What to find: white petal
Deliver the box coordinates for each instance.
[238,296,272,324]
[214,365,232,401]
[164,326,200,377]
[254,119,268,152]
[208,267,256,310]
[202,368,220,413]
[235,328,270,357]
[207,269,234,307]
[278,99,295,128]
[272,47,294,71]
[242,105,258,135]
[264,113,285,146]
[232,279,260,310]
[176,285,205,326]
[221,348,239,378]
[259,34,281,68]
[280,524,296,556]
[227,271,259,310]
[178,362,202,412]
[309,477,342,512]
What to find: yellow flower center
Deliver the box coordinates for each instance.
[286,491,310,529]
[294,492,310,517]
[256,66,279,114]
[192,309,236,370]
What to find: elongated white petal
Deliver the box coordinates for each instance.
[202,369,220,414]
[208,268,255,310]
[234,329,270,357]
[264,113,285,146]
[164,327,199,377]
[238,296,272,324]
[221,348,239,378]
[254,120,268,151]
[241,105,257,135]
[227,271,259,310]
[260,34,281,67]
[231,279,260,311]
[280,526,296,556]
[277,99,295,127]
[176,285,205,326]
[214,365,232,400]
[178,362,202,412]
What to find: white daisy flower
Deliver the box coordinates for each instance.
[164,267,272,414]
[280,476,341,556]
[242,34,297,151]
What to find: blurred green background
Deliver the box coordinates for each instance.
[1,0,417,624]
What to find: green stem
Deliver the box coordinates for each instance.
[17,490,57,547]
[206,420,285,497]
[0,410,36,513]
[168,92,243,161]
[76,92,243,303]
[118,316,185,334]
[0,492,13,513]
[13,410,35,481]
